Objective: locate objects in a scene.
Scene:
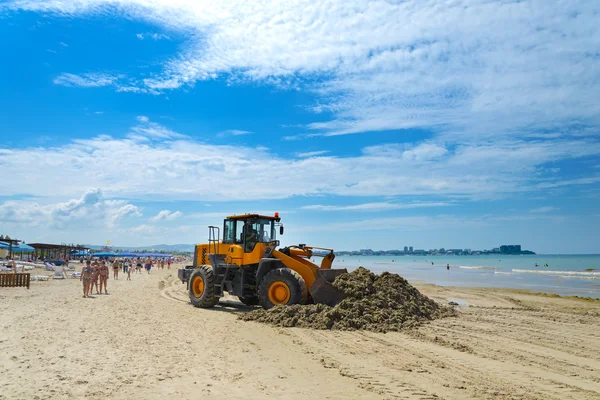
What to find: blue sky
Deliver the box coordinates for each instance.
[1,1,599,253]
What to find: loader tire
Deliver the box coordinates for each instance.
[258,268,308,309]
[239,296,259,306]
[188,266,218,308]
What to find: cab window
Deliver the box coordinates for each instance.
[223,219,235,244]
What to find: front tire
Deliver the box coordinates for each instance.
[188,266,218,308]
[258,268,308,309]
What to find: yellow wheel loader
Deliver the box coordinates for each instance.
[178,213,347,309]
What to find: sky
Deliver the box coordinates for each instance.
[0,0,599,254]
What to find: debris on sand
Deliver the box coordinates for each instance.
[240,267,455,332]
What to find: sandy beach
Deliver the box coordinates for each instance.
[1,266,599,400]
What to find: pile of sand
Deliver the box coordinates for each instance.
[240,267,455,332]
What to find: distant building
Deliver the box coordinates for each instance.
[500,245,522,254]
[409,246,413,252]
[403,246,408,252]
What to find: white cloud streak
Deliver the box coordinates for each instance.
[0,119,598,202]
[295,150,329,158]
[302,202,452,212]
[218,129,253,137]
[530,206,559,214]
[53,72,121,88]
[150,210,182,222]
[136,32,170,40]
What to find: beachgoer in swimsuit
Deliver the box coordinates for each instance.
[91,262,100,294]
[446,263,450,270]
[113,260,120,280]
[136,261,142,274]
[167,258,172,269]
[160,259,165,270]
[99,261,109,294]
[81,261,93,298]
[127,262,132,281]
[145,257,152,274]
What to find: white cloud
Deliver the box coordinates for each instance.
[136,32,171,41]
[530,206,559,213]
[128,116,187,140]
[295,150,329,158]
[0,119,599,202]
[218,129,253,137]
[59,41,68,47]
[150,210,182,222]
[0,189,141,229]
[53,72,121,88]
[302,202,452,212]
[8,0,599,140]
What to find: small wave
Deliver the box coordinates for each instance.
[458,266,497,270]
[494,271,512,275]
[512,269,600,276]
[554,275,600,281]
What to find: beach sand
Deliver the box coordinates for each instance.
[1,266,599,399]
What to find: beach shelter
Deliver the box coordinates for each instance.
[116,252,138,257]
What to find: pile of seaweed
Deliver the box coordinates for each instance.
[240,267,455,332]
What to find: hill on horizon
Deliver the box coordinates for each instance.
[85,243,195,253]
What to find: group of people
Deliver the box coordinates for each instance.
[79,256,173,298]
[80,260,109,297]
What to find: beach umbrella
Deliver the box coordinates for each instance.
[12,244,35,253]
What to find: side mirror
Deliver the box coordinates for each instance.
[279,226,284,235]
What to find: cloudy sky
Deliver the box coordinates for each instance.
[1,1,599,253]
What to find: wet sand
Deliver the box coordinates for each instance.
[1,266,599,399]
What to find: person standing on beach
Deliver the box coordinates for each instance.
[446,263,450,271]
[113,260,120,280]
[99,261,109,294]
[90,262,100,295]
[80,261,93,298]
[145,257,152,274]
[167,258,172,269]
[136,259,142,274]
[127,262,132,280]
[160,258,165,270]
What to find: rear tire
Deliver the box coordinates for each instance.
[188,266,218,308]
[258,268,308,309]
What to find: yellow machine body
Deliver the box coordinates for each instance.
[184,213,347,308]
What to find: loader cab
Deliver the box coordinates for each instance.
[222,214,282,263]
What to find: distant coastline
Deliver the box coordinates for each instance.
[337,245,535,257]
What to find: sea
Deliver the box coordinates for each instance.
[324,255,600,299]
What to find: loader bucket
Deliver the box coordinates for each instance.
[310,268,348,307]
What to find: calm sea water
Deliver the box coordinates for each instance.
[324,255,600,298]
